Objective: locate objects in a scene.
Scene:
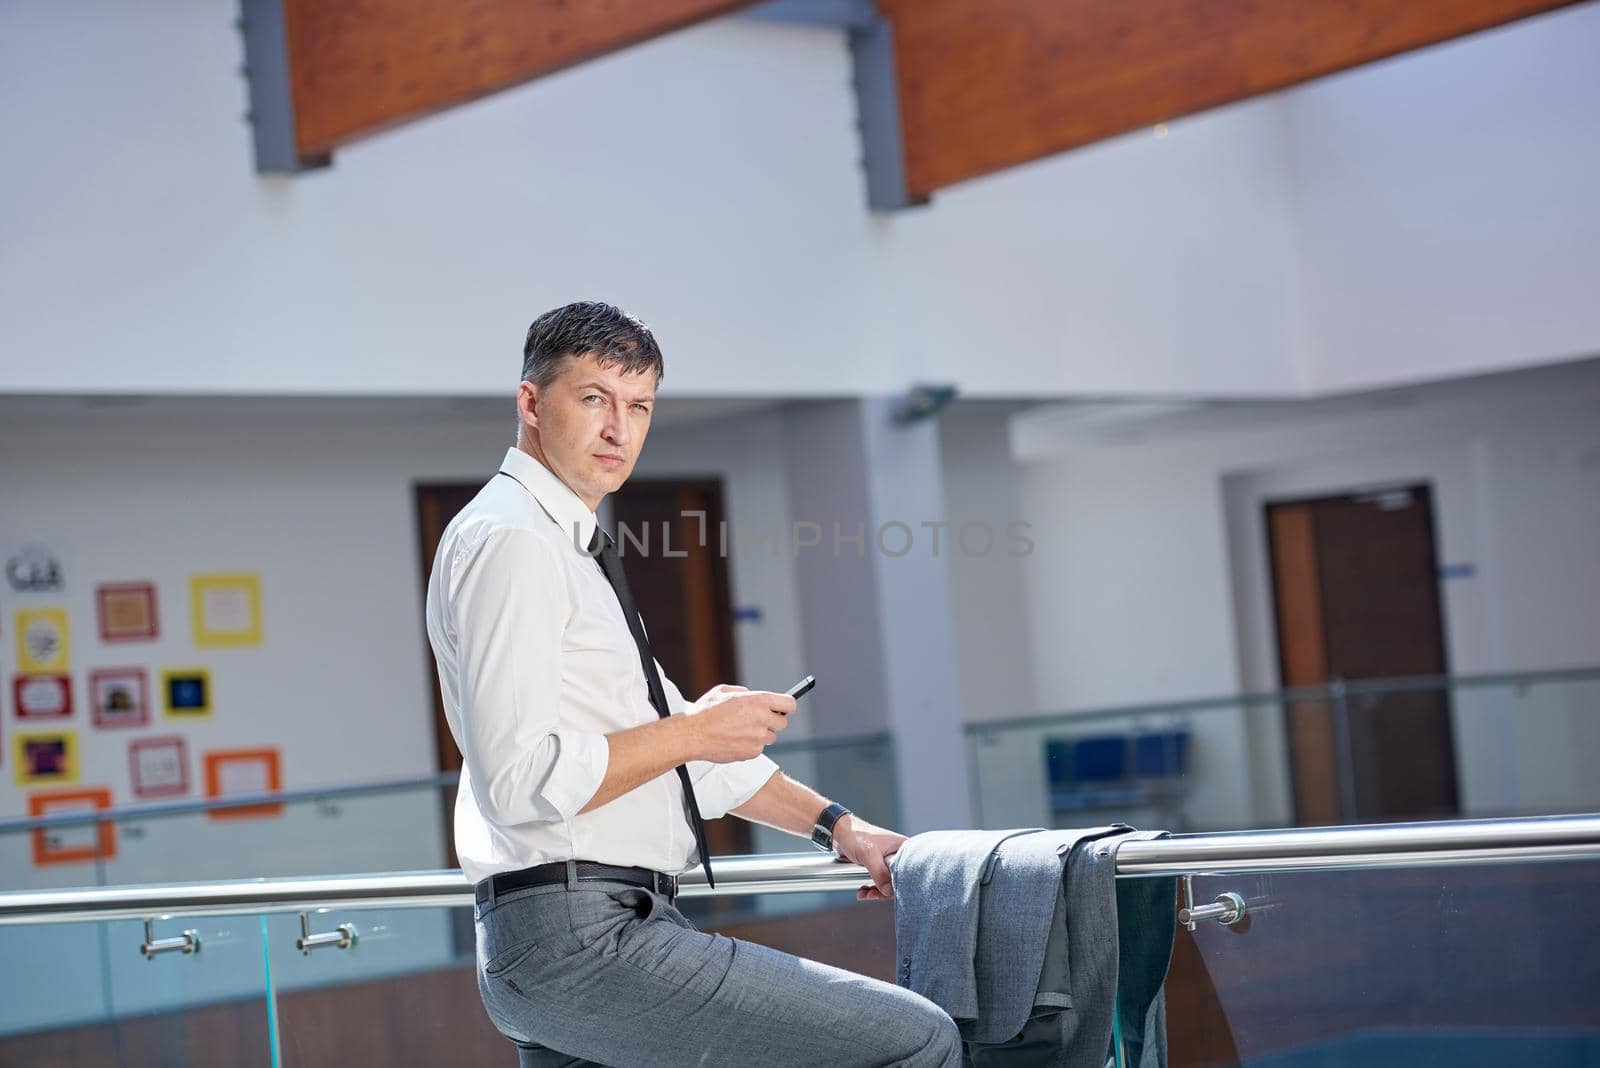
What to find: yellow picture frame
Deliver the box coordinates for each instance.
[190,572,263,648]
[14,730,80,788]
[15,608,70,673]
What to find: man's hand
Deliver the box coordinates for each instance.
[832,814,907,901]
[684,684,797,763]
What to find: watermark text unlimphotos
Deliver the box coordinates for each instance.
[575,514,1033,559]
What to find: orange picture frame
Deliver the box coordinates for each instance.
[29,787,116,866]
[203,748,283,819]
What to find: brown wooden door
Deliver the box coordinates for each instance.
[414,481,483,867]
[1267,485,1459,824]
[610,478,752,868]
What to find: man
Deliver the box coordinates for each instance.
[425,301,961,1067]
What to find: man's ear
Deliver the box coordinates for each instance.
[517,380,540,430]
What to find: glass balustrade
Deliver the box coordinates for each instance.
[0,911,273,1066]
[967,669,1600,836]
[3,669,1597,1065]
[1144,857,1600,1067]
[3,819,1598,1067]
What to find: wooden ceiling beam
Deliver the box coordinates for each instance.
[877,0,1583,200]
[242,0,762,171]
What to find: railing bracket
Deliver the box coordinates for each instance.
[141,918,200,960]
[296,911,357,954]
[1180,875,1247,930]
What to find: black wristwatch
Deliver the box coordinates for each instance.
[810,802,851,853]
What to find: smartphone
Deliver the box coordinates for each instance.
[784,674,816,700]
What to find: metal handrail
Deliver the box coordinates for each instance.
[2,813,1596,927]
[1114,812,1600,876]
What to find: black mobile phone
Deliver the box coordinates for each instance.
[784,674,816,700]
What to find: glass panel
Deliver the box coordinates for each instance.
[0,914,273,1067]
[266,904,488,1064]
[0,780,455,897]
[968,669,1600,835]
[1154,858,1600,1066]
[968,699,1287,834]
[101,782,452,885]
[1449,671,1600,819]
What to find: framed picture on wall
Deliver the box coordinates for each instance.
[13,674,72,720]
[160,668,213,718]
[190,573,262,648]
[28,787,115,866]
[130,736,189,799]
[15,608,70,673]
[204,747,282,819]
[13,730,79,787]
[89,668,149,729]
[96,582,159,642]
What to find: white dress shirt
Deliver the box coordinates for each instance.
[425,447,779,884]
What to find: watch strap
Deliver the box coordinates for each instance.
[811,802,851,852]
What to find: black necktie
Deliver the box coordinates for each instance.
[590,527,716,890]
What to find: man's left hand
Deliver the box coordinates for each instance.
[831,815,907,901]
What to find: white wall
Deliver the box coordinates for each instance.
[0,414,481,827]
[1009,360,1600,827]
[7,2,1594,401]
[1284,3,1600,392]
[937,405,1041,724]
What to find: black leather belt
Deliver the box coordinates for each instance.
[476,861,680,907]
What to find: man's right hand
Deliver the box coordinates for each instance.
[685,685,797,763]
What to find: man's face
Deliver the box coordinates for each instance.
[520,352,656,510]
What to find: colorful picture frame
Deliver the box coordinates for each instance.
[160,668,213,719]
[90,667,149,729]
[130,736,189,799]
[29,788,115,866]
[190,572,262,648]
[15,608,69,673]
[13,730,79,787]
[96,582,159,642]
[13,674,72,720]
[204,748,282,819]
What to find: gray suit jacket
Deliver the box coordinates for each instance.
[892,826,1174,1067]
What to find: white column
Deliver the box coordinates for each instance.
[783,399,973,833]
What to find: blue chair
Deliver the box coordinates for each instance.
[1044,729,1192,826]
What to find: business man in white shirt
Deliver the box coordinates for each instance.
[425,302,961,1067]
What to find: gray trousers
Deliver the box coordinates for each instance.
[474,877,963,1068]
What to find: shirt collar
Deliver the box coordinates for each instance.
[498,447,599,552]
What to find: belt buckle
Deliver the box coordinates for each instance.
[656,872,678,900]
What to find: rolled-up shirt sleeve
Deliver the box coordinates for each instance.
[450,528,609,825]
[656,664,779,820]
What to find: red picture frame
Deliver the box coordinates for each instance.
[89,667,150,729]
[130,736,189,799]
[13,674,72,720]
[96,582,159,642]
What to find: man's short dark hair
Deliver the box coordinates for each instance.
[521,302,664,388]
